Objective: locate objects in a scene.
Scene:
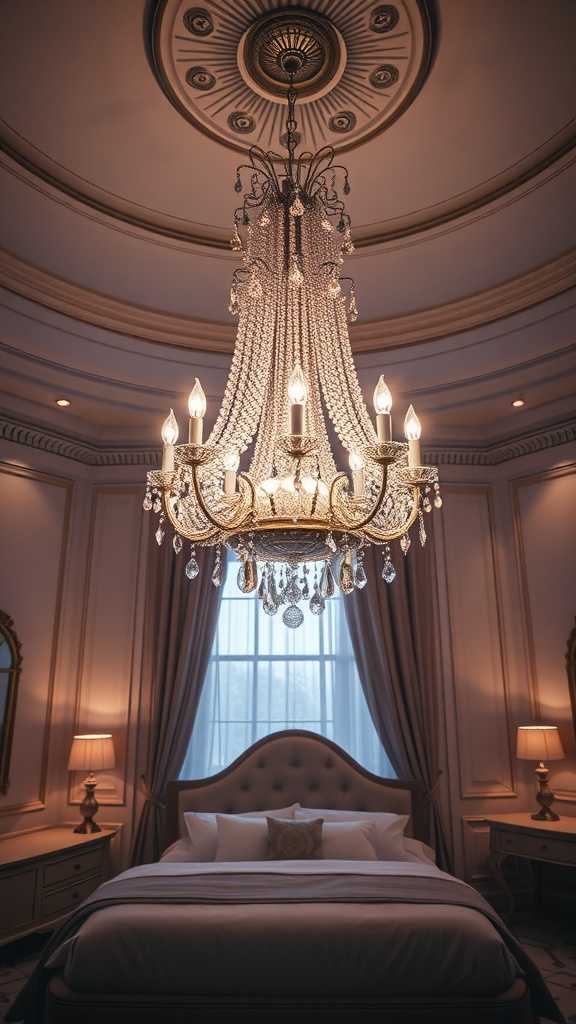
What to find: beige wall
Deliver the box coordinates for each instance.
[1,437,575,879]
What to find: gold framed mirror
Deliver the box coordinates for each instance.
[567,617,576,745]
[0,610,22,794]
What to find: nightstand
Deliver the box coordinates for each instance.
[0,825,117,945]
[486,813,576,916]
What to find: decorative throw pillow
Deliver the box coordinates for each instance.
[266,817,323,860]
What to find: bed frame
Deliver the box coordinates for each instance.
[45,730,534,1023]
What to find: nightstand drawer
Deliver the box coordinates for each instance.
[40,875,102,919]
[492,829,576,865]
[42,845,104,889]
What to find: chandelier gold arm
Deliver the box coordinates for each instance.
[190,463,256,533]
[162,491,221,545]
[329,464,389,532]
[362,487,420,543]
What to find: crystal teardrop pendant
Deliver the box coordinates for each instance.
[382,557,396,584]
[185,556,200,580]
[263,589,278,615]
[419,513,427,547]
[339,556,355,595]
[238,558,257,594]
[211,548,223,587]
[400,533,411,556]
[423,496,432,513]
[173,534,183,554]
[354,561,368,589]
[326,533,337,553]
[155,517,165,546]
[234,173,242,193]
[319,562,335,598]
[142,492,152,511]
[152,496,162,514]
[285,575,302,604]
[230,225,242,250]
[309,585,325,615]
[283,604,304,628]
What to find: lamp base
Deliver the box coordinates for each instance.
[531,763,560,822]
[73,781,102,833]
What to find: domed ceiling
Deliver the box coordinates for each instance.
[0,0,575,450]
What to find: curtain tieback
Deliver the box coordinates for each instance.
[139,774,166,810]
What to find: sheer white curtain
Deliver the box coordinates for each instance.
[180,560,395,779]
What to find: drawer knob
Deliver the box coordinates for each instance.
[72,892,79,900]
[74,864,81,871]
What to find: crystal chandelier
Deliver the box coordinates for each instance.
[144,72,442,628]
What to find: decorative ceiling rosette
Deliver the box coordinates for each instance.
[152,0,433,154]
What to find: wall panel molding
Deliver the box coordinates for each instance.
[0,462,73,818]
[442,485,515,801]
[68,485,145,807]
[511,463,576,801]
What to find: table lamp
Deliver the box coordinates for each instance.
[516,725,564,821]
[67,733,115,833]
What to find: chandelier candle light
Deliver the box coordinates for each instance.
[144,64,442,628]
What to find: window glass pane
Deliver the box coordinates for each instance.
[181,556,395,781]
[216,599,255,656]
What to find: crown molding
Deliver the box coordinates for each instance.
[424,418,576,467]
[0,415,160,467]
[1,412,575,469]
[1,247,576,355]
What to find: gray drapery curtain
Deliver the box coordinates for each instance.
[345,523,452,870]
[131,526,223,865]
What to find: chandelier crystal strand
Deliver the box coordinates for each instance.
[144,75,441,626]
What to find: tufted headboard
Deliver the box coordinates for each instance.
[167,730,428,844]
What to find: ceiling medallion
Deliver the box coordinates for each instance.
[152,0,433,153]
[143,83,442,626]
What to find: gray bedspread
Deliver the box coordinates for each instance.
[7,860,563,1023]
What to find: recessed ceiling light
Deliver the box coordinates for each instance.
[511,398,525,408]
[55,398,71,407]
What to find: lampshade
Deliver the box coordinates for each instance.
[516,725,564,761]
[67,734,115,772]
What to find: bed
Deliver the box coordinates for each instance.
[9,730,560,1023]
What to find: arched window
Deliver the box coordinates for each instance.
[180,560,394,779]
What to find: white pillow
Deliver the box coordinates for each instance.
[295,806,409,861]
[321,820,378,860]
[214,815,379,862]
[215,815,271,861]
[184,805,297,862]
